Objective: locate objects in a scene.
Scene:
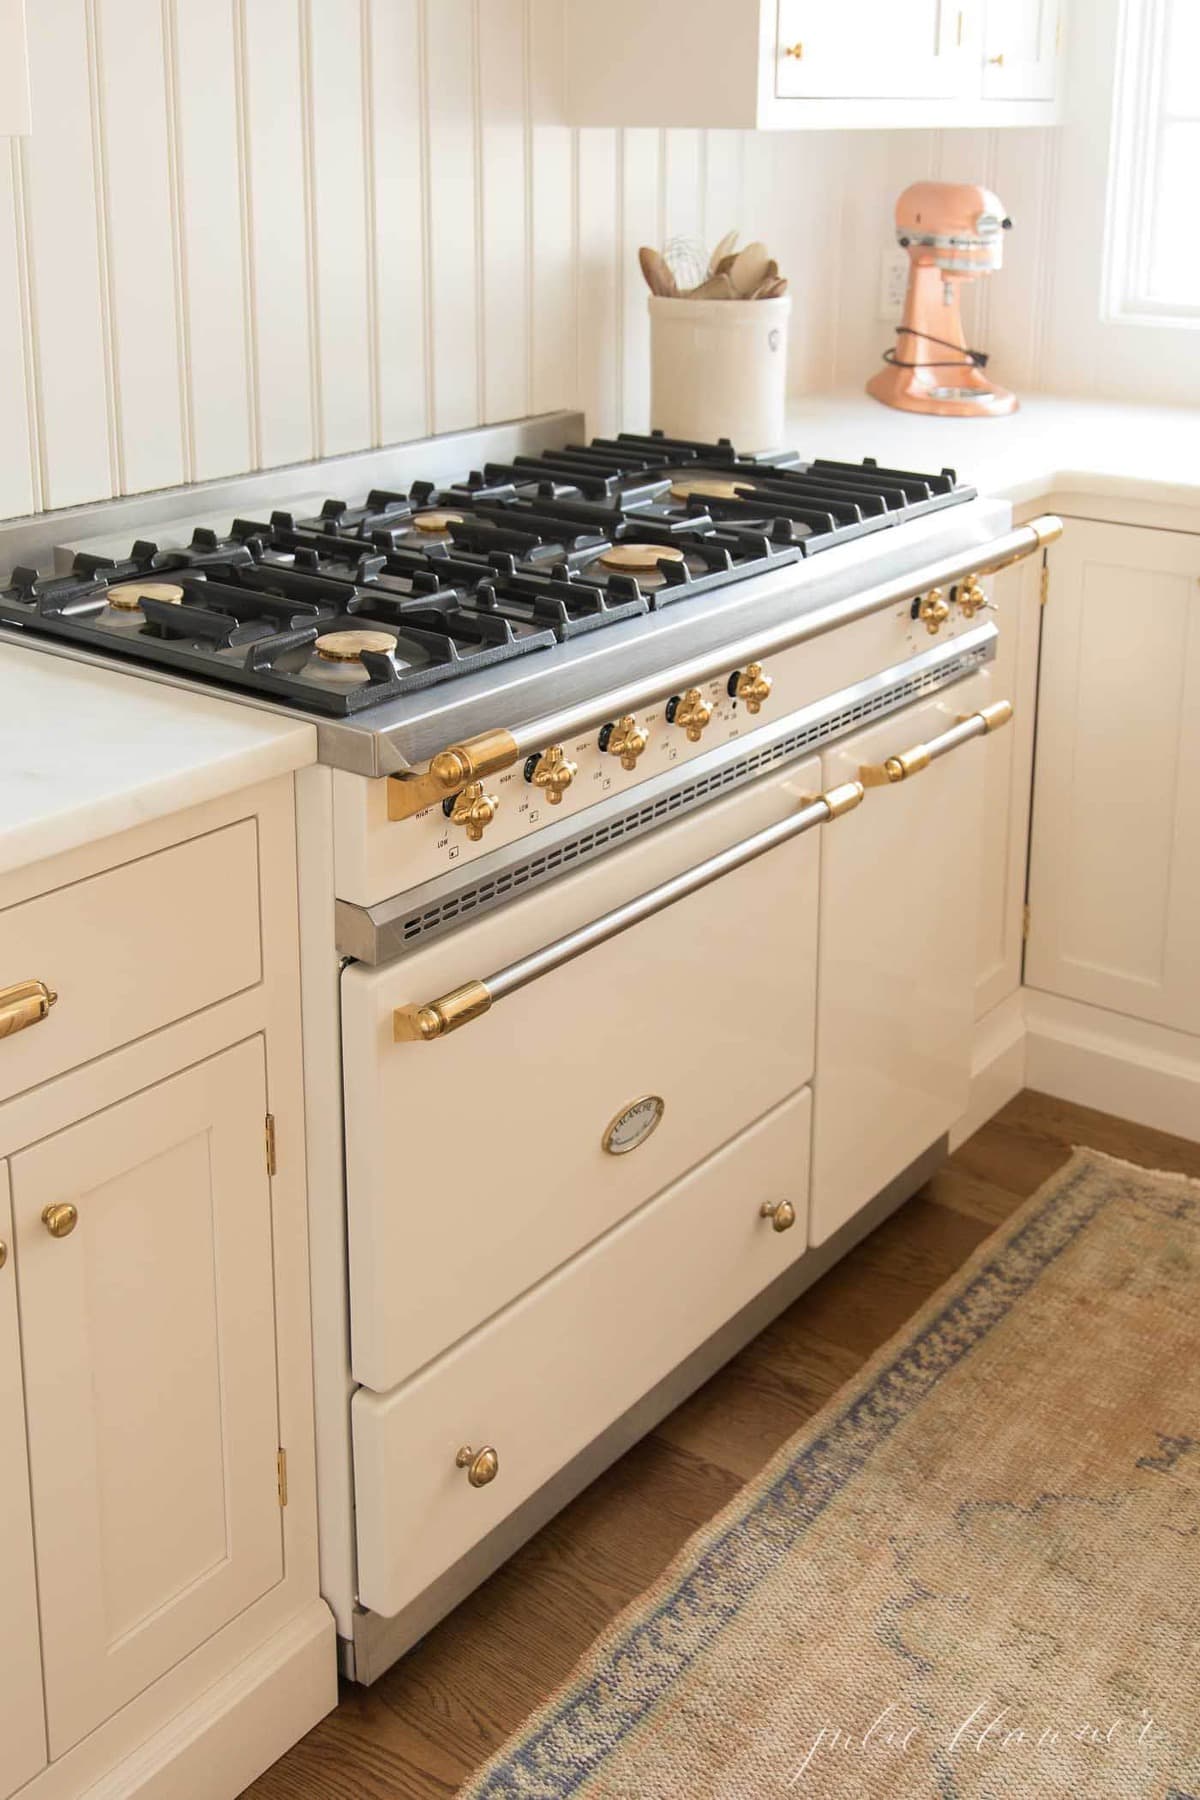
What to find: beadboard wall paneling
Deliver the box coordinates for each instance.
[0,0,835,526]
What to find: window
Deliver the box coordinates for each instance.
[1105,0,1200,325]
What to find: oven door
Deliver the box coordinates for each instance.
[341,755,841,1393]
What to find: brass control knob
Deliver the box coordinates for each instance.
[601,715,649,771]
[729,662,773,714]
[456,1444,500,1488]
[444,781,499,842]
[42,1202,78,1239]
[917,587,951,635]
[956,573,990,619]
[760,1199,797,1234]
[525,745,578,805]
[666,687,713,742]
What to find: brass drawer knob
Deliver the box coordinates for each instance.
[456,1444,500,1488]
[42,1202,78,1239]
[760,1198,797,1233]
[0,1240,7,1270]
[0,978,58,1041]
[783,40,804,58]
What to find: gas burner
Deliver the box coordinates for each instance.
[0,435,978,714]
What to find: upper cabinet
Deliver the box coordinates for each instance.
[0,0,31,135]
[564,0,1064,129]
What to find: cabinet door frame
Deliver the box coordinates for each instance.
[982,0,1060,99]
[12,1036,285,1757]
[0,1162,47,1799]
[1026,518,1200,1033]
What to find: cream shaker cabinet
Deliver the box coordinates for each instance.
[1026,520,1200,1035]
[563,0,1063,127]
[811,676,995,1244]
[0,1165,46,1799]
[11,1040,284,1757]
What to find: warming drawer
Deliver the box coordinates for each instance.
[341,758,823,1392]
[353,1086,812,1619]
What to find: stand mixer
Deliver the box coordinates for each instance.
[867,180,1017,418]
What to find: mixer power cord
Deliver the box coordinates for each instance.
[882,326,990,371]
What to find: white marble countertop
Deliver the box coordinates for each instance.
[785,392,1200,510]
[0,642,316,876]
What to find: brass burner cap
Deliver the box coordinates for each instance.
[412,509,465,534]
[599,542,687,572]
[106,580,185,611]
[314,629,396,663]
[668,475,743,501]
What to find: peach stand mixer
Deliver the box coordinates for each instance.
[867,180,1017,417]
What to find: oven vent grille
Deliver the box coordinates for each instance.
[392,643,990,952]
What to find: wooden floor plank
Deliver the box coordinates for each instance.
[240,1088,1199,1799]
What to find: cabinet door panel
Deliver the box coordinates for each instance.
[776,0,964,99]
[811,676,990,1243]
[982,0,1059,99]
[0,1165,46,1799]
[1026,523,1200,1033]
[12,1040,283,1756]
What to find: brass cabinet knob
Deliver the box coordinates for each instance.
[0,1240,7,1270]
[601,715,649,771]
[729,662,773,714]
[956,573,990,619]
[667,688,713,742]
[526,745,578,805]
[456,1444,500,1488]
[760,1199,797,1234]
[42,1202,78,1239]
[0,978,58,1041]
[988,51,1005,64]
[782,40,804,58]
[917,587,951,635]
[445,781,499,842]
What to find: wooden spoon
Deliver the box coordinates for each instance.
[686,271,739,300]
[728,240,770,297]
[638,246,678,297]
[755,275,789,299]
[708,228,739,275]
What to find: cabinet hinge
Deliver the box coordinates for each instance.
[1022,902,1032,941]
[264,1113,277,1177]
[277,1448,288,1508]
[1039,557,1050,606]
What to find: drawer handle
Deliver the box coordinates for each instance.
[456,1444,500,1488]
[0,978,57,1040]
[760,1199,797,1233]
[383,518,1063,820]
[859,699,1012,787]
[393,782,865,1043]
[42,1203,78,1239]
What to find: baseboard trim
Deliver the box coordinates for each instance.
[76,1603,336,1800]
[1024,990,1200,1141]
[347,1138,945,1685]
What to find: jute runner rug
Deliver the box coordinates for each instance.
[459,1147,1200,1798]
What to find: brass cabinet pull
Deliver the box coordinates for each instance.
[384,518,1062,821]
[761,1199,797,1233]
[456,1444,500,1488]
[0,978,57,1041]
[394,782,864,1043]
[0,1240,8,1270]
[42,1202,78,1239]
[859,699,1012,787]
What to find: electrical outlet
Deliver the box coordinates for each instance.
[879,247,909,322]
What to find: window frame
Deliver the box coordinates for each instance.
[1103,0,1200,328]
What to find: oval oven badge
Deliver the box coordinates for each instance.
[602,1094,665,1156]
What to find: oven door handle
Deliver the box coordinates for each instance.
[392,779,865,1042]
[858,699,1012,787]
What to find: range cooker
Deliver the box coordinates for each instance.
[0,417,1062,1680]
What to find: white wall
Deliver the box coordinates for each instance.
[0,0,847,525]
